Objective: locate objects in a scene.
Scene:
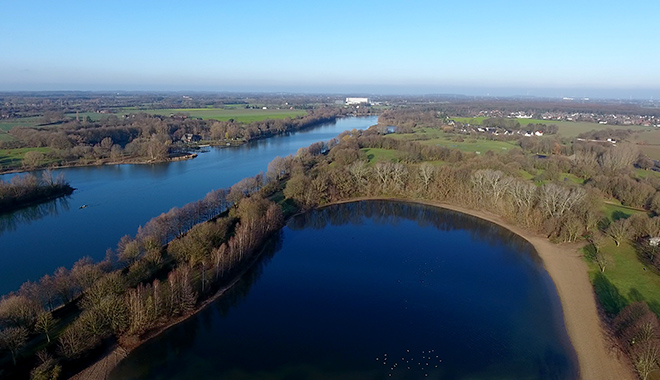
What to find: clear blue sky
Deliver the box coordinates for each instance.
[1,0,658,98]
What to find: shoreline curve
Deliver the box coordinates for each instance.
[71,197,635,380]
[326,198,633,380]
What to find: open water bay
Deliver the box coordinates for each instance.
[111,200,578,380]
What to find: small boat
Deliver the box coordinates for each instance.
[79,205,88,209]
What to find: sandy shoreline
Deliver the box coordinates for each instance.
[70,198,635,380]
[398,199,635,380]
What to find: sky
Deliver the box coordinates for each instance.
[1,0,659,98]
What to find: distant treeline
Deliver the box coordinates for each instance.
[0,107,347,171]
[0,172,73,213]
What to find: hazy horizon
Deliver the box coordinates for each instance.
[2,0,659,100]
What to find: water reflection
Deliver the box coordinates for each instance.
[291,200,539,264]
[111,200,577,380]
[0,196,71,236]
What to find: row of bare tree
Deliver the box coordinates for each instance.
[0,170,284,378]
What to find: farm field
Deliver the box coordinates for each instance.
[66,108,307,123]
[388,127,520,154]
[0,147,53,168]
[0,117,42,131]
[630,129,660,161]
[451,116,649,138]
[0,117,44,142]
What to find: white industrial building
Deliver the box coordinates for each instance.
[345,97,370,105]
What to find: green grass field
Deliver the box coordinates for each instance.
[0,147,53,168]
[0,117,43,131]
[588,240,660,318]
[630,129,660,161]
[450,116,649,138]
[67,108,307,123]
[0,132,15,142]
[389,128,520,154]
[362,148,403,164]
[602,201,646,222]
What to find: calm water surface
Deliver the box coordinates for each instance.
[111,201,578,380]
[0,116,377,294]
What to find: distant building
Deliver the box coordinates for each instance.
[346,97,370,105]
[182,133,201,143]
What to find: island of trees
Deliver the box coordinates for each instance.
[3,96,660,379]
[0,172,73,214]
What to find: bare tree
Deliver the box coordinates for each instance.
[507,178,537,212]
[607,218,632,247]
[417,162,435,191]
[266,156,291,181]
[588,233,611,272]
[599,143,639,172]
[34,312,56,343]
[539,183,587,218]
[471,169,510,205]
[0,295,41,329]
[0,326,28,365]
[614,302,660,380]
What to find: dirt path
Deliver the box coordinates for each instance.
[69,347,126,380]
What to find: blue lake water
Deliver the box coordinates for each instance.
[0,116,377,294]
[110,200,578,380]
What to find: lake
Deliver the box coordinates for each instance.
[110,200,578,380]
[0,116,378,295]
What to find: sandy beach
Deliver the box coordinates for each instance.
[412,200,635,380]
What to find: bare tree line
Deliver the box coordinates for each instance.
[0,170,285,378]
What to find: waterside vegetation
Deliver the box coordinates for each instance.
[0,106,368,173]
[3,100,660,379]
[0,172,73,214]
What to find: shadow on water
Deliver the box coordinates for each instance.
[110,232,282,379]
[111,200,577,380]
[0,196,71,236]
[291,200,539,263]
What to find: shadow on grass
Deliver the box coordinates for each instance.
[611,210,631,221]
[593,273,627,316]
[627,287,660,318]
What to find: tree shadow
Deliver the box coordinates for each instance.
[612,210,631,221]
[626,287,660,318]
[593,273,627,316]
[628,288,644,302]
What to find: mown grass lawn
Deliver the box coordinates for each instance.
[601,200,647,222]
[362,148,402,164]
[588,240,660,317]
